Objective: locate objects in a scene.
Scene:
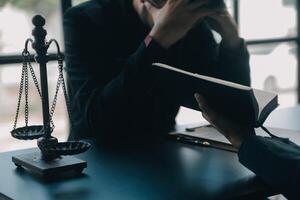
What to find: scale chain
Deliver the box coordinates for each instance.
[12,46,74,136]
[12,49,55,131]
[59,58,73,126]
[12,60,26,130]
[27,52,42,97]
[47,56,73,130]
[48,73,61,130]
[24,57,29,127]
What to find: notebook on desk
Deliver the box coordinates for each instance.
[169,124,300,152]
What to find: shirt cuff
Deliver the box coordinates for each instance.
[238,135,257,159]
[237,135,298,168]
[144,35,153,47]
[144,35,170,64]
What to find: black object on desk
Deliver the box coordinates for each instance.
[9,15,90,178]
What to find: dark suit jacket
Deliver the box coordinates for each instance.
[239,136,300,199]
[63,0,251,142]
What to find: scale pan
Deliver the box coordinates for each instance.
[42,141,91,156]
[11,125,52,140]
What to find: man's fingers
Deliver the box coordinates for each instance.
[194,93,218,123]
[196,8,218,18]
[147,0,167,8]
[195,94,231,138]
[188,0,210,10]
[194,93,207,110]
[202,112,210,122]
[192,5,224,19]
[145,1,161,14]
[168,0,187,5]
[194,93,214,119]
[146,0,161,8]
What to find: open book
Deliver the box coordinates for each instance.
[152,63,278,127]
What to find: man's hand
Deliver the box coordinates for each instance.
[146,0,219,49]
[206,10,241,49]
[194,93,255,149]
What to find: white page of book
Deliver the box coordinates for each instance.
[252,89,277,118]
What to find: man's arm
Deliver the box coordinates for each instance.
[64,0,229,137]
[238,136,300,199]
[63,4,169,136]
[208,10,251,86]
[217,39,251,86]
[186,21,251,86]
[194,94,300,199]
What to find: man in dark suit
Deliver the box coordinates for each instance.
[63,0,251,142]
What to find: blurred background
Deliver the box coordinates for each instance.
[0,0,298,152]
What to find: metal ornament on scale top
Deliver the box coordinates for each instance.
[10,15,90,159]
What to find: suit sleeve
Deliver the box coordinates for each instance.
[174,22,251,111]
[238,136,300,199]
[217,38,251,86]
[186,22,251,87]
[63,7,169,135]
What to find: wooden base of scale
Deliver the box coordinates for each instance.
[12,149,87,178]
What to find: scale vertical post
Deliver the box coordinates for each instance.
[31,15,58,155]
[31,15,51,139]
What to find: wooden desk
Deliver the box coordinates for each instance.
[1,106,300,200]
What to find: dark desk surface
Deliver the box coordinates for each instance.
[1,106,300,200]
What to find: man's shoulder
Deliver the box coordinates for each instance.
[64,0,119,26]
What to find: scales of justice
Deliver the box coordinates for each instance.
[10,15,91,177]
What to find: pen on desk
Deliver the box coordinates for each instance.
[175,134,211,147]
[185,124,212,132]
[169,133,238,152]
